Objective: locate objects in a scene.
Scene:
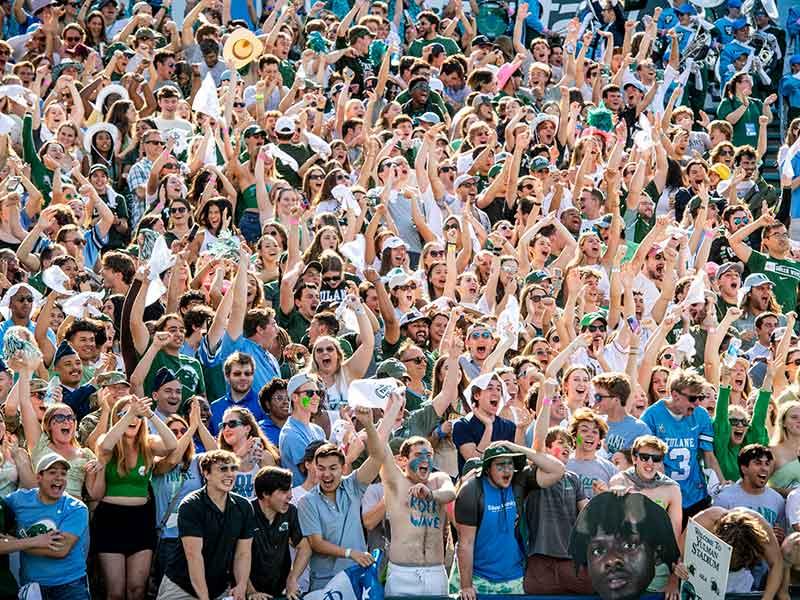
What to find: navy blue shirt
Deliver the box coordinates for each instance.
[209,388,266,436]
[62,384,96,422]
[452,413,516,474]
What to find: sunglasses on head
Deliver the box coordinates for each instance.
[470,331,492,339]
[634,451,663,463]
[729,417,749,428]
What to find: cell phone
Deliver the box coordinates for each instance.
[552,267,562,280]
[626,315,641,335]
[5,177,19,192]
[343,67,354,80]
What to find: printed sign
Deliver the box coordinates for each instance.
[682,520,732,600]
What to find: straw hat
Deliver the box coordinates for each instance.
[222,28,263,70]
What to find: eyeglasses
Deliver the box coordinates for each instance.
[470,331,492,339]
[550,335,560,343]
[51,413,76,424]
[729,418,749,428]
[634,452,663,463]
[296,389,323,397]
[733,217,750,226]
[402,356,425,365]
[216,464,239,473]
[221,419,245,429]
[170,206,188,214]
[585,325,606,332]
[768,231,789,240]
[677,390,704,404]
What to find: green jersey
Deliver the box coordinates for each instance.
[746,250,800,313]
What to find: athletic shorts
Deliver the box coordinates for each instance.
[385,562,448,597]
[92,500,156,556]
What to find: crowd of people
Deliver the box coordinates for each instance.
[0,0,798,597]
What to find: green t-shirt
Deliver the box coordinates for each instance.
[716,96,763,148]
[408,36,461,57]
[389,403,442,445]
[277,307,310,344]
[143,349,206,404]
[279,59,296,88]
[275,143,313,189]
[746,250,800,313]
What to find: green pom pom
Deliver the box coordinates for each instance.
[587,107,614,132]
[369,40,388,69]
[307,31,329,54]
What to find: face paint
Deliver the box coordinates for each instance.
[301,395,311,408]
[576,434,584,446]
[409,449,432,473]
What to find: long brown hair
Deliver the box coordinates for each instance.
[109,397,154,478]
[217,406,279,463]
[166,415,194,470]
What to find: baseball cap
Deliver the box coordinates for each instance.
[30,378,48,394]
[580,311,608,329]
[96,371,131,388]
[287,372,321,397]
[674,3,697,15]
[727,0,742,8]
[275,116,296,136]
[418,112,441,125]
[152,367,177,391]
[382,236,409,252]
[709,163,731,180]
[399,309,430,327]
[36,453,71,473]
[471,94,494,109]
[454,174,477,189]
[790,55,800,67]
[472,35,494,48]
[89,164,110,177]
[731,17,748,30]
[375,358,409,380]
[741,273,773,296]
[531,156,551,172]
[714,262,743,280]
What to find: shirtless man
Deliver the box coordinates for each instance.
[379,395,456,595]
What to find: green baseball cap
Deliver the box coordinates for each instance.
[479,445,526,476]
[580,311,608,329]
[375,358,409,380]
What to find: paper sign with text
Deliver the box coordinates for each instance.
[681,520,732,600]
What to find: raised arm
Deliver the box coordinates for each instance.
[342,295,375,381]
[226,248,250,342]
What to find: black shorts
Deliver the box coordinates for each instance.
[92,500,157,557]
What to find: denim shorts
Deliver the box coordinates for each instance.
[39,575,91,600]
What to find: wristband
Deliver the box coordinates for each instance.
[354,306,365,316]
[542,397,552,406]
[435,424,446,439]
[255,94,264,101]
[345,548,352,559]
[289,218,300,226]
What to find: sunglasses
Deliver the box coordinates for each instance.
[322,274,342,284]
[216,464,239,473]
[444,223,459,231]
[170,206,188,214]
[718,149,734,156]
[221,419,245,429]
[470,331,492,339]
[51,413,76,424]
[729,418,749,428]
[439,166,455,173]
[309,173,324,180]
[530,295,544,303]
[402,356,425,365]
[733,217,750,226]
[501,264,518,273]
[164,163,179,170]
[15,296,34,303]
[661,353,674,361]
[679,390,704,403]
[233,102,245,108]
[593,393,614,405]
[170,427,189,435]
[428,249,445,258]
[397,283,417,291]
[65,36,81,42]
[146,139,165,146]
[550,335,560,343]
[296,389,323,397]
[634,452,663,463]
[315,346,336,353]
[585,325,606,332]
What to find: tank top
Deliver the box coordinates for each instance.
[105,452,151,498]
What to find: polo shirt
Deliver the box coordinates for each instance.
[277,307,311,344]
[251,500,304,596]
[257,414,283,447]
[209,388,266,436]
[297,473,369,591]
[218,333,280,397]
[279,417,326,485]
[165,487,256,599]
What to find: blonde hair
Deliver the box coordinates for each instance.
[771,401,800,446]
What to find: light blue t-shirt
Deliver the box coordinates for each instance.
[566,457,618,500]
[4,489,89,586]
[152,458,203,539]
[714,481,786,529]
[642,400,714,508]
[218,332,280,396]
[0,319,56,351]
[474,478,525,582]
[279,416,326,485]
[605,415,652,455]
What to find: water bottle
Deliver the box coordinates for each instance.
[722,338,742,369]
[43,376,60,406]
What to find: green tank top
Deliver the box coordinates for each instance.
[241,184,259,212]
[105,452,151,498]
